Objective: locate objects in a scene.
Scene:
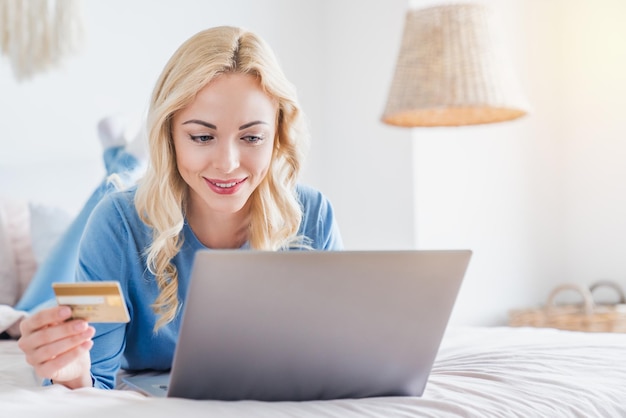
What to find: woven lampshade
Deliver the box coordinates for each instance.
[381,3,529,127]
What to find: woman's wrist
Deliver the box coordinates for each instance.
[54,373,93,389]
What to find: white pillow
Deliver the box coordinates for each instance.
[0,204,19,306]
[0,199,37,306]
[29,202,73,266]
[0,199,72,308]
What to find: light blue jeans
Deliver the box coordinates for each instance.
[13,147,142,314]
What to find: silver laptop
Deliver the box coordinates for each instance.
[123,249,472,401]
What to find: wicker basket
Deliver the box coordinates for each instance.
[508,281,626,333]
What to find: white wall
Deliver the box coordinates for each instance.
[412,0,626,325]
[3,0,625,326]
[317,1,415,250]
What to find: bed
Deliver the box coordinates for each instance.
[2,199,626,417]
[2,327,625,417]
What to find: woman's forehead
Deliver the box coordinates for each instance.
[175,73,278,127]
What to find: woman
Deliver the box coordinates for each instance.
[17,25,343,390]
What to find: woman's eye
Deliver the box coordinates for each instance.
[242,135,263,144]
[190,134,214,143]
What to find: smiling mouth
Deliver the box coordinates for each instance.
[207,178,246,188]
[214,181,238,188]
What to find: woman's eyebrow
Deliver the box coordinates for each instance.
[239,121,268,130]
[181,120,267,130]
[182,119,217,129]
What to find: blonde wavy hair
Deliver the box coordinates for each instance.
[134,26,309,331]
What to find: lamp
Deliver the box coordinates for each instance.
[381,2,529,127]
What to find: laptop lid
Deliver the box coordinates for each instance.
[162,249,471,401]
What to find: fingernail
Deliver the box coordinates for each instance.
[74,321,88,332]
[59,306,72,318]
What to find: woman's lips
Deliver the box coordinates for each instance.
[204,177,247,195]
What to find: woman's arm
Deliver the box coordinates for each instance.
[74,191,135,389]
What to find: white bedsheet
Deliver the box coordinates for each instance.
[2,326,625,418]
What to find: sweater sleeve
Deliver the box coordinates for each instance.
[75,193,132,389]
[296,184,344,251]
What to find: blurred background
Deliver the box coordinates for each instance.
[1,0,625,326]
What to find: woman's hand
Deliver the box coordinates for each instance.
[17,305,95,389]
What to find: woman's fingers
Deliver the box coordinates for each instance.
[17,306,96,381]
[26,324,95,367]
[19,306,72,336]
[34,339,94,382]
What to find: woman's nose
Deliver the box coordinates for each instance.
[214,140,240,173]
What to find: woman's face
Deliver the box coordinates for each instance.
[172,73,278,217]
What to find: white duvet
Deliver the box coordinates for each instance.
[2,326,625,418]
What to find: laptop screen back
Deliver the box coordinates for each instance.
[165,249,471,401]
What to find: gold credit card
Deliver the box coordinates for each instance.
[52,281,130,323]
